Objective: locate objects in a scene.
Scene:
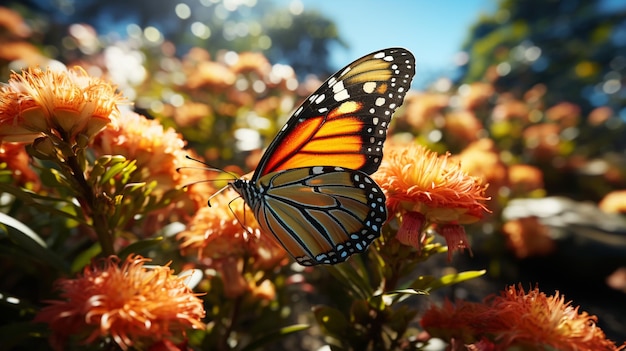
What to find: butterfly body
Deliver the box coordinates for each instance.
[230,48,415,266]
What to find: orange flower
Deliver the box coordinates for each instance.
[34,255,205,351]
[599,190,626,214]
[229,51,272,76]
[184,61,236,90]
[173,101,212,127]
[545,101,581,128]
[457,82,494,111]
[0,42,47,67]
[454,139,507,202]
[501,217,555,258]
[588,106,613,126]
[421,284,623,351]
[420,298,492,343]
[0,142,40,190]
[373,143,490,258]
[91,111,210,230]
[444,110,484,145]
[399,92,449,130]
[522,123,562,162]
[375,143,490,223]
[523,83,547,106]
[490,284,621,350]
[0,66,123,144]
[491,97,530,122]
[507,164,544,196]
[0,6,31,37]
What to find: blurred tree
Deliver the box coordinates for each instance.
[3,0,345,76]
[458,0,626,114]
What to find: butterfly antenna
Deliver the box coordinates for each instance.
[178,155,240,179]
[206,185,234,207]
[227,196,255,237]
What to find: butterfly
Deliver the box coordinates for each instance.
[231,48,415,266]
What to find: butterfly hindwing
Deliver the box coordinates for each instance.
[252,166,386,266]
[254,47,415,178]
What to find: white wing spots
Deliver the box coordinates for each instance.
[334,89,350,102]
[389,103,397,109]
[312,166,324,174]
[318,107,328,113]
[315,94,326,104]
[373,117,379,125]
[369,136,375,143]
[340,66,351,76]
[373,51,385,59]
[384,55,393,62]
[363,81,377,94]
[375,97,386,107]
[334,166,344,171]
[328,76,337,88]
[294,106,303,117]
[332,80,345,94]
[369,108,375,114]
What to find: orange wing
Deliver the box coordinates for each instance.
[253,48,415,180]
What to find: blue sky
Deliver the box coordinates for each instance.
[275,0,497,87]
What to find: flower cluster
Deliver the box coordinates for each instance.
[421,284,623,350]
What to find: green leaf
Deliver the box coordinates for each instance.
[313,305,349,338]
[0,321,48,350]
[323,262,372,299]
[99,158,136,185]
[411,270,486,292]
[374,288,428,305]
[70,242,102,273]
[240,324,310,351]
[0,184,87,225]
[118,237,164,259]
[0,212,68,273]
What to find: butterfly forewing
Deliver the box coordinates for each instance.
[250,166,386,266]
[254,47,415,178]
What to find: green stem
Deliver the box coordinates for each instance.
[66,154,115,256]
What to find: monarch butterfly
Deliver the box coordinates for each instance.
[231,48,415,266]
